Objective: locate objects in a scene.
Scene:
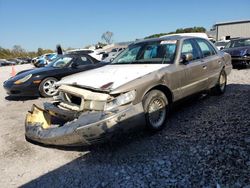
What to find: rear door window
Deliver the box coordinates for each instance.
[195,38,216,57]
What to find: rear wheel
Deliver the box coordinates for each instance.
[143,90,169,131]
[39,77,59,97]
[211,69,227,95]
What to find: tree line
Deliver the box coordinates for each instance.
[0,45,54,59]
[0,27,206,59]
[145,26,206,39]
[0,31,114,59]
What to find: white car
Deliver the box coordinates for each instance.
[66,49,105,61]
[102,48,126,62]
[214,40,230,50]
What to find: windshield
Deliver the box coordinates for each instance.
[225,38,250,49]
[112,40,177,64]
[46,54,56,60]
[48,56,73,68]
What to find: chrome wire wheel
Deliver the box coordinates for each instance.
[211,69,227,95]
[219,71,226,92]
[148,98,167,129]
[219,74,226,91]
[42,79,57,96]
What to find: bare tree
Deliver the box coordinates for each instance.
[12,45,25,54]
[101,31,114,44]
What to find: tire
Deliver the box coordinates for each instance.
[39,77,59,98]
[211,69,227,95]
[142,90,169,131]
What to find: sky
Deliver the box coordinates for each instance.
[0,0,250,51]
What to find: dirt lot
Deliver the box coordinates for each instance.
[0,64,249,187]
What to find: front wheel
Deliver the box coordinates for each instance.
[39,77,59,97]
[211,69,227,95]
[143,90,169,131]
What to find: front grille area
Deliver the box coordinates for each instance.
[65,93,82,106]
[10,90,21,94]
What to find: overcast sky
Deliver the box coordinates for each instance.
[0,0,250,51]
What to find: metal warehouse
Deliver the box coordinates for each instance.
[214,20,250,41]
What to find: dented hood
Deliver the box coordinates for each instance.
[57,64,169,91]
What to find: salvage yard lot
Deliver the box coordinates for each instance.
[0,64,250,187]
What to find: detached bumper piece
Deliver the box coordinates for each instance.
[25,103,145,146]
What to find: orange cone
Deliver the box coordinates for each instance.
[11,65,16,77]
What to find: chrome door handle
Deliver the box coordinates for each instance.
[218,61,222,65]
[203,65,207,69]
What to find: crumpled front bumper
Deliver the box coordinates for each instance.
[25,103,145,146]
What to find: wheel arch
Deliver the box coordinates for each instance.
[143,85,173,105]
[38,76,59,97]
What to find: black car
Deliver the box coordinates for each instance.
[3,53,105,97]
[223,38,250,68]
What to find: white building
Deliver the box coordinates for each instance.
[213,20,250,41]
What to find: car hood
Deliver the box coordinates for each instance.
[57,64,170,92]
[223,46,250,57]
[8,66,55,81]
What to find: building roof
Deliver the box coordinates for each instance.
[214,19,250,26]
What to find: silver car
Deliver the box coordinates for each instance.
[25,36,232,146]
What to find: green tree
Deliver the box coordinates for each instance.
[37,48,44,56]
[145,26,206,39]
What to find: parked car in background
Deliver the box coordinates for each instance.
[33,53,58,67]
[25,36,232,146]
[66,49,105,61]
[102,47,126,62]
[7,58,22,64]
[0,59,16,66]
[214,40,230,50]
[17,57,32,64]
[4,52,105,97]
[223,37,250,68]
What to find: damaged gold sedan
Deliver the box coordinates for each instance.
[25,35,232,146]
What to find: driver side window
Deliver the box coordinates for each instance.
[181,39,200,61]
[75,56,92,66]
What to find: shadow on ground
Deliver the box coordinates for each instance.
[5,96,39,101]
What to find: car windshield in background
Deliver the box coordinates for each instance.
[49,56,73,68]
[46,54,56,59]
[215,41,228,47]
[225,38,250,48]
[112,40,177,64]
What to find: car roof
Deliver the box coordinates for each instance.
[229,37,250,41]
[66,50,93,55]
[60,53,100,63]
[62,53,90,57]
[133,35,202,45]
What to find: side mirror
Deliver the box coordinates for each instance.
[220,47,224,50]
[71,62,79,68]
[180,53,193,64]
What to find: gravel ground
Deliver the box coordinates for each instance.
[0,65,249,187]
